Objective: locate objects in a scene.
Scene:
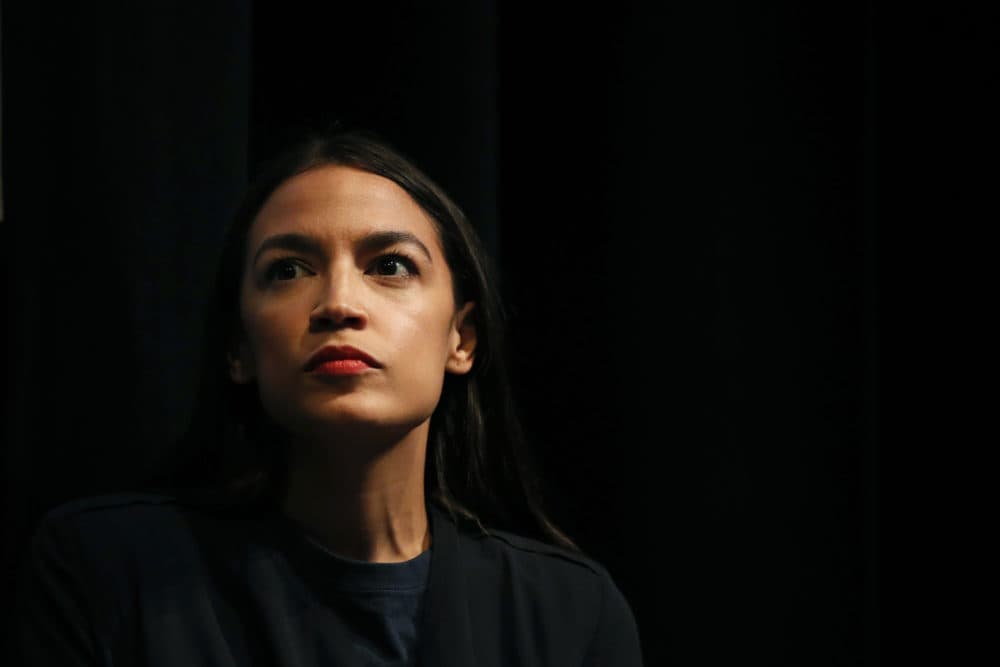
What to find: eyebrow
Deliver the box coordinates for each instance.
[252,230,434,265]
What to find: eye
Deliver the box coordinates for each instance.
[265,258,311,282]
[370,253,418,278]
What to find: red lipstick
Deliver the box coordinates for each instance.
[304,345,382,376]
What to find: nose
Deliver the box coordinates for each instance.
[309,266,369,331]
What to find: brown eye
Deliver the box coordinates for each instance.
[265,259,309,282]
[371,254,417,277]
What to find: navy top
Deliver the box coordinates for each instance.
[294,527,431,665]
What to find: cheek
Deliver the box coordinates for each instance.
[389,319,449,415]
[242,302,301,374]
[393,312,454,409]
[388,301,455,365]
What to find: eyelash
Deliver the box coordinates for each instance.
[263,252,420,283]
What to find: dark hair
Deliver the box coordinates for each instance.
[154,127,578,551]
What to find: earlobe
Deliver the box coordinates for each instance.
[445,301,477,375]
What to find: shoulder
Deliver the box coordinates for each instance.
[444,508,619,601]
[25,489,263,609]
[20,492,196,653]
[31,491,181,545]
[37,487,253,527]
[41,491,182,522]
[34,490,213,541]
[479,526,634,617]
[449,517,644,664]
[19,490,274,662]
[480,525,612,578]
[28,488,253,572]
[438,505,618,593]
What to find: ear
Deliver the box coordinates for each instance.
[445,301,477,375]
[227,340,256,384]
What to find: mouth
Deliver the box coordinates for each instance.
[303,345,383,374]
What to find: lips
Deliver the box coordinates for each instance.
[303,345,383,372]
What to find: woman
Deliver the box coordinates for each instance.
[18,128,644,666]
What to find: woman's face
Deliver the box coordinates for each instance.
[231,165,476,444]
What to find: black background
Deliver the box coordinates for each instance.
[3,1,883,664]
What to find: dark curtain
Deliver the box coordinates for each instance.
[1,0,252,661]
[3,1,878,665]
[500,3,877,665]
[497,4,877,665]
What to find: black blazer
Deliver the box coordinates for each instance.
[17,492,644,666]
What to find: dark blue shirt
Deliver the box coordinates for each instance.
[295,529,431,665]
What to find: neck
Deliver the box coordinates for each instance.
[280,421,432,563]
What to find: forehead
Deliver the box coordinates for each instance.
[248,165,443,253]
